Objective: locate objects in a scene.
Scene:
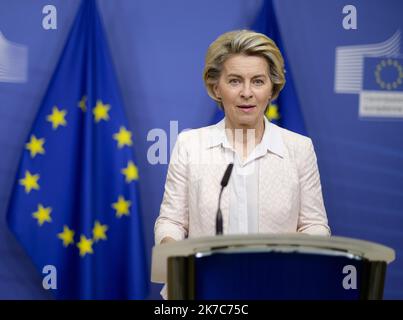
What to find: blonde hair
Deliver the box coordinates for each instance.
[203,30,285,105]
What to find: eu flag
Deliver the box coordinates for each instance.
[363,57,403,91]
[6,0,148,299]
[254,0,307,136]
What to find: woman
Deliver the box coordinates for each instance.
[155,30,330,247]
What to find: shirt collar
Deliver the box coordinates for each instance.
[260,117,285,158]
[207,116,285,158]
[207,118,228,148]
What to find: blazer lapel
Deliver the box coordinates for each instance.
[258,152,283,232]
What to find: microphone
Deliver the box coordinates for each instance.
[216,163,234,235]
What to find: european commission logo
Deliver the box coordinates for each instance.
[334,30,403,118]
[0,31,28,83]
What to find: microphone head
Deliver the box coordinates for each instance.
[221,163,234,187]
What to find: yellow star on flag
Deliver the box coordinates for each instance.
[265,103,280,121]
[93,100,110,123]
[113,126,133,148]
[112,195,131,218]
[78,95,87,112]
[77,235,94,257]
[32,204,52,226]
[121,160,138,183]
[19,170,40,193]
[92,220,108,242]
[58,225,75,247]
[25,135,45,158]
[47,106,67,129]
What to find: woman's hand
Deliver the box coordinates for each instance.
[160,236,176,244]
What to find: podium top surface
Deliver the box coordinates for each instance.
[151,234,395,283]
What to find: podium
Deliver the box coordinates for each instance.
[151,234,395,300]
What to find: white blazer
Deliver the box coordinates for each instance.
[155,119,330,244]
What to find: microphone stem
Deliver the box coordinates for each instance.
[218,187,224,208]
[216,187,224,235]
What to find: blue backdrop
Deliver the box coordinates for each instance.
[0,0,402,299]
